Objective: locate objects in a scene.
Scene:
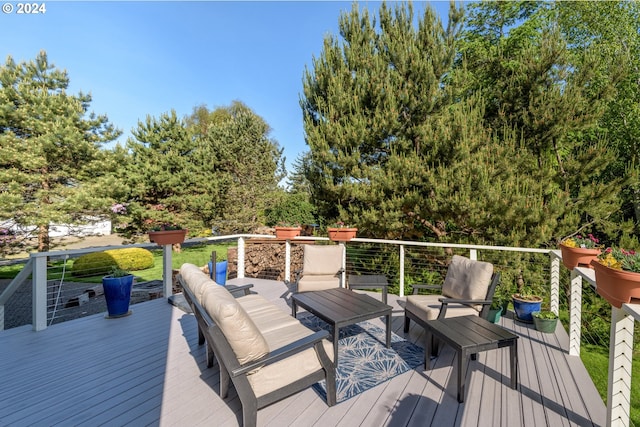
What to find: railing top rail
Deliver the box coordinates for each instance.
[207,234,552,254]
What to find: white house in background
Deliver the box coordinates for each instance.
[0,217,112,237]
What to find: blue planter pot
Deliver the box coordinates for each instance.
[207,260,228,285]
[512,295,542,323]
[102,275,134,318]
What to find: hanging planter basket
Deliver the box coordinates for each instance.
[327,227,358,242]
[559,243,601,270]
[274,226,301,240]
[148,229,187,245]
[591,260,640,308]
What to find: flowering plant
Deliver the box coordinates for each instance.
[597,247,640,273]
[332,221,354,228]
[561,234,601,249]
[149,222,183,232]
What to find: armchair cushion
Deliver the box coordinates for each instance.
[405,294,479,320]
[442,255,494,303]
[297,275,341,292]
[201,285,269,365]
[302,245,343,275]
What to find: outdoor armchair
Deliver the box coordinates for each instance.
[404,255,500,333]
[293,244,344,292]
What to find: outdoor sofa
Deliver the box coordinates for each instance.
[178,263,336,427]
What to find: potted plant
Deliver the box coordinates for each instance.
[487,299,503,323]
[559,233,601,270]
[102,266,134,318]
[511,271,542,322]
[148,223,187,246]
[274,222,302,240]
[532,310,558,333]
[591,246,640,308]
[327,221,358,242]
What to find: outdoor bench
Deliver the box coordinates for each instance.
[178,263,336,427]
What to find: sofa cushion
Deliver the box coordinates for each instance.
[180,263,217,303]
[441,255,493,302]
[237,294,300,334]
[201,285,269,365]
[248,322,333,398]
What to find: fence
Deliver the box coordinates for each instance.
[0,234,637,426]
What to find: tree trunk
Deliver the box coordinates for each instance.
[38,223,50,252]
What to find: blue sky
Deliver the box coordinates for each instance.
[1,1,453,174]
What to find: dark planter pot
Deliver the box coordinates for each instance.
[487,307,502,323]
[512,294,542,323]
[102,274,134,318]
[532,313,558,334]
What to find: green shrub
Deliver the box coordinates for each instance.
[72,248,154,277]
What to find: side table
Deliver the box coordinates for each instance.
[424,315,518,403]
[347,274,388,304]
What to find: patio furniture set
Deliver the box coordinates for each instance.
[178,246,518,425]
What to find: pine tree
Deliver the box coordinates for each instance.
[0,51,120,251]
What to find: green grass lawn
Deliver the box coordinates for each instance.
[582,344,640,426]
[0,242,235,283]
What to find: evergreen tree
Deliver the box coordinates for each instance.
[0,51,120,251]
[301,2,463,239]
[119,102,284,236]
[301,1,631,247]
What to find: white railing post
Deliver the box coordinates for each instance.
[607,306,634,427]
[285,240,291,283]
[399,245,405,297]
[569,270,582,356]
[237,237,245,279]
[340,243,346,287]
[550,254,560,315]
[162,245,173,298]
[469,249,477,260]
[32,255,48,331]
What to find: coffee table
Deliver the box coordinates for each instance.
[292,288,392,365]
[424,315,518,403]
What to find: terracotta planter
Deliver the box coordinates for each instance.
[327,227,358,242]
[559,243,601,270]
[275,226,301,240]
[591,260,640,308]
[148,229,187,245]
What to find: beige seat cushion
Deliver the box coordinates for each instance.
[237,294,300,333]
[201,285,269,365]
[406,294,479,320]
[442,255,493,301]
[248,321,333,398]
[297,275,341,292]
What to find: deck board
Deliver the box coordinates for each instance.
[0,278,605,427]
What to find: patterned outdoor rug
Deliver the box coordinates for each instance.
[298,315,424,403]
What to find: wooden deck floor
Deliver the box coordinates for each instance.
[0,278,605,426]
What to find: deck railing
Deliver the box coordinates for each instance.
[0,234,637,426]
